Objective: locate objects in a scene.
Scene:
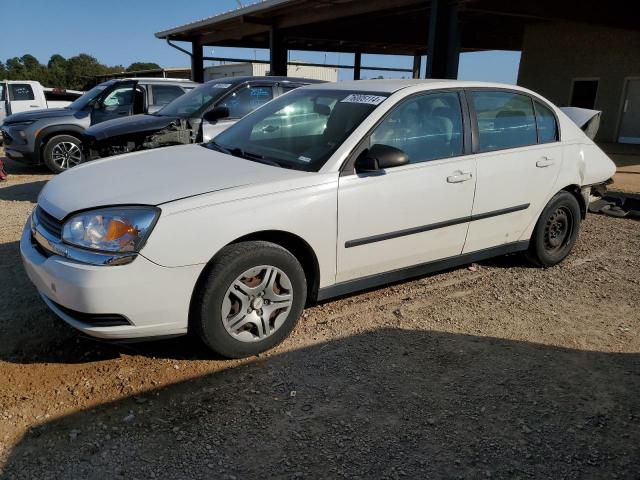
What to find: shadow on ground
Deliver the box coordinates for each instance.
[0,157,50,177]
[2,329,639,479]
[0,180,47,202]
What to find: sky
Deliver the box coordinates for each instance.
[1,0,521,83]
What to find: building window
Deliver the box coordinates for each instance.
[570,79,599,109]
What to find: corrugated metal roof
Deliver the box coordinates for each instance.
[155,0,295,39]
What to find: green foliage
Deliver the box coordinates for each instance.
[126,62,161,72]
[1,54,160,90]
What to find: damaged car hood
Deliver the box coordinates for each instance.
[84,114,181,141]
[38,144,309,219]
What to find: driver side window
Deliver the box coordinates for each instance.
[370,91,464,164]
[102,86,134,107]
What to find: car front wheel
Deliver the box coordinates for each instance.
[43,135,84,173]
[526,191,582,267]
[192,241,307,358]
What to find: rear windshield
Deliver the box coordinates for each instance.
[155,82,235,117]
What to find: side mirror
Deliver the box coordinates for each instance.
[355,144,409,173]
[203,106,230,123]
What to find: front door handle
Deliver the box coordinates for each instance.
[536,157,555,168]
[447,171,473,183]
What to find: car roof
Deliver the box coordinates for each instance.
[302,79,528,94]
[202,76,325,85]
[99,78,197,86]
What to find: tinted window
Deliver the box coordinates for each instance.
[155,82,233,117]
[219,85,274,118]
[9,84,35,101]
[471,91,537,151]
[534,100,558,143]
[152,85,185,107]
[0,84,5,102]
[370,91,463,163]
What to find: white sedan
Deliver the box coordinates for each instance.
[21,80,615,358]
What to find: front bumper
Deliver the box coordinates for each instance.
[1,127,38,164]
[20,220,204,340]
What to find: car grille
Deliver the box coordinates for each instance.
[36,206,63,238]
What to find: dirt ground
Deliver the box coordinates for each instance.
[0,149,639,479]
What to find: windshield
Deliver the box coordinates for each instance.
[68,84,108,110]
[208,89,389,172]
[155,81,234,117]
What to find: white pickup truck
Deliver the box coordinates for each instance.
[0,80,83,126]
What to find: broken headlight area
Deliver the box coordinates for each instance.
[85,119,198,160]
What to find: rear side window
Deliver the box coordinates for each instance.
[471,91,537,152]
[9,84,35,101]
[152,85,185,107]
[0,84,5,101]
[534,100,558,143]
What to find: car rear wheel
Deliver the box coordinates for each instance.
[526,191,581,267]
[43,135,83,173]
[192,241,307,358]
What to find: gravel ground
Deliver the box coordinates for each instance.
[0,153,639,479]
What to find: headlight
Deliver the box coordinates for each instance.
[62,207,160,253]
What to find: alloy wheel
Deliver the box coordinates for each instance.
[51,141,82,170]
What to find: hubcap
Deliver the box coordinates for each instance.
[221,265,293,343]
[51,141,82,170]
[544,207,572,253]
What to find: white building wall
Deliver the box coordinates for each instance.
[205,62,337,82]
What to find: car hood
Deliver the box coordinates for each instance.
[84,114,181,141]
[4,108,73,124]
[38,144,309,220]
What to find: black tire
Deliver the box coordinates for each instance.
[192,241,307,358]
[43,134,84,173]
[526,191,582,267]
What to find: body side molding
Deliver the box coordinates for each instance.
[318,240,529,301]
[345,204,530,248]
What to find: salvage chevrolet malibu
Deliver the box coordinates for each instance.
[21,80,616,358]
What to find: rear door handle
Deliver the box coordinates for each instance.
[447,171,473,183]
[536,157,555,168]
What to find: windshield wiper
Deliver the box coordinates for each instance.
[208,142,288,168]
[229,147,285,168]
[208,141,232,154]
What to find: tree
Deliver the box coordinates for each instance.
[65,54,113,90]
[126,62,161,72]
[46,54,68,88]
[1,54,165,89]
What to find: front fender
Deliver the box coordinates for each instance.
[141,178,338,289]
